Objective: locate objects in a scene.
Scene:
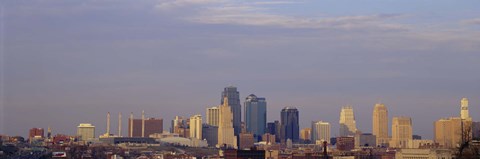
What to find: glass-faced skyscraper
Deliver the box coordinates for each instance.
[221,86,241,136]
[244,94,266,141]
[281,107,299,143]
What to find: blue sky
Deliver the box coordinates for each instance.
[1,0,480,139]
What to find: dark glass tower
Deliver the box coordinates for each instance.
[221,86,241,136]
[281,107,299,143]
[244,94,266,141]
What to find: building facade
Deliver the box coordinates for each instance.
[189,115,202,140]
[218,96,237,148]
[206,107,220,127]
[244,94,267,141]
[221,86,242,136]
[311,121,331,144]
[372,103,389,146]
[281,107,299,143]
[29,128,44,140]
[77,123,95,141]
[129,118,163,137]
[339,106,357,137]
[391,117,413,148]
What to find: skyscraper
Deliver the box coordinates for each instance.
[372,103,389,146]
[221,86,241,136]
[206,107,220,126]
[339,106,357,137]
[461,98,470,120]
[244,94,267,141]
[190,115,202,140]
[281,107,299,143]
[77,123,95,141]
[218,96,237,148]
[391,117,412,148]
[311,121,331,144]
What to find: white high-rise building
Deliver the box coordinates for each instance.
[77,123,95,141]
[339,106,357,136]
[373,103,389,146]
[190,115,202,140]
[311,121,331,144]
[461,98,470,120]
[206,107,220,126]
[217,96,237,148]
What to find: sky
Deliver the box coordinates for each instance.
[1,0,480,139]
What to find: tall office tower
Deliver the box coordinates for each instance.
[267,121,281,143]
[461,98,470,120]
[311,121,331,144]
[372,103,389,146]
[206,107,220,126]
[391,117,412,148]
[129,117,163,137]
[29,128,44,140]
[434,117,472,148]
[281,107,299,143]
[300,128,311,142]
[339,106,357,137]
[190,115,202,140]
[244,94,267,141]
[77,123,95,141]
[221,86,241,136]
[217,96,237,148]
[202,124,218,147]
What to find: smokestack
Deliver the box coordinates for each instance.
[130,112,133,137]
[142,110,145,137]
[107,112,111,136]
[118,112,122,137]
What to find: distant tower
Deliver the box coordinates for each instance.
[221,86,241,136]
[311,121,331,144]
[118,112,122,137]
[106,112,111,136]
[142,110,145,137]
[461,98,470,120]
[217,96,237,148]
[244,94,267,141]
[206,107,220,126]
[391,117,412,148]
[339,106,357,137]
[281,107,299,143]
[77,123,95,141]
[190,115,203,140]
[47,126,52,139]
[372,103,388,146]
[129,112,133,137]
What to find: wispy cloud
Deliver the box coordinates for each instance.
[190,7,408,31]
[461,18,480,25]
[155,0,224,10]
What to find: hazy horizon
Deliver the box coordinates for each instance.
[2,0,480,139]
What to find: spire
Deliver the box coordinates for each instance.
[142,110,145,137]
[118,112,122,137]
[130,112,133,137]
[107,112,111,136]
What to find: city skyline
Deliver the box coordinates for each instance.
[2,0,480,140]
